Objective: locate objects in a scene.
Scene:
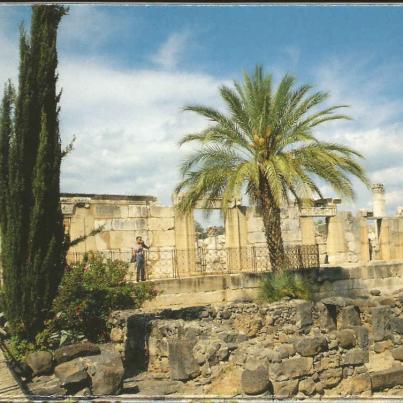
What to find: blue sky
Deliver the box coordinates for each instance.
[1,4,403,223]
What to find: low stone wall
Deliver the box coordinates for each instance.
[109,290,403,398]
[141,261,403,309]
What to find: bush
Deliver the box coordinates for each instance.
[259,269,317,303]
[37,253,158,348]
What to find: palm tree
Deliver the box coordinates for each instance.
[175,66,369,271]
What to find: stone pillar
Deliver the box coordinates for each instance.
[300,216,316,245]
[379,218,391,261]
[326,213,347,265]
[174,210,197,276]
[225,206,248,271]
[372,184,386,218]
[358,216,370,263]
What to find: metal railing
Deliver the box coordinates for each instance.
[66,244,319,280]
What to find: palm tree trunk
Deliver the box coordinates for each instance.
[259,178,286,272]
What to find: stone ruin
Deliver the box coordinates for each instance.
[103,289,403,398]
[60,183,403,279]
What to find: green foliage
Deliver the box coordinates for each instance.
[175,65,369,271]
[41,253,158,345]
[4,336,36,362]
[0,5,68,338]
[259,270,317,303]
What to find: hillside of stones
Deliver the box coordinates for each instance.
[22,288,403,398]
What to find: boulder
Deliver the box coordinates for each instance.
[272,379,299,398]
[370,366,403,391]
[339,306,361,328]
[337,329,356,349]
[295,301,313,328]
[374,340,393,353]
[270,357,313,381]
[54,359,89,390]
[391,346,403,361]
[319,367,342,388]
[295,336,328,357]
[371,306,392,341]
[298,378,316,396]
[241,366,270,395]
[54,342,101,364]
[391,317,403,335]
[349,326,369,349]
[342,349,369,366]
[83,349,125,395]
[168,339,200,381]
[27,375,65,396]
[26,351,53,376]
[370,289,381,296]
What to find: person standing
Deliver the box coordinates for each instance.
[132,236,149,282]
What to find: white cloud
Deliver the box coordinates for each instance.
[150,31,190,70]
[58,60,229,205]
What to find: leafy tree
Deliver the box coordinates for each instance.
[0,5,68,337]
[175,66,369,271]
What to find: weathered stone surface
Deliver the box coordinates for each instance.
[332,374,371,396]
[241,366,270,395]
[374,340,393,353]
[298,378,316,396]
[54,359,89,389]
[27,375,65,396]
[26,351,53,376]
[371,306,392,341]
[337,329,356,349]
[320,367,343,388]
[168,340,200,381]
[371,367,403,391]
[370,289,381,296]
[342,349,369,366]
[54,342,101,364]
[272,379,299,398]
[339,306,361,328]
[391,317,403,334]
[193,339,229,366]
[391,346,403,361]
[295,301,313,328]
[350,326,369,349]
[135,379,182,396]
[270,357,313,381]
[317,302,336,331]
[110,327,124,343]
[84,350,125,395]
[233,315,263,337]
[322,297,351,307]
[315,355,340,371]
[295,336,328,357]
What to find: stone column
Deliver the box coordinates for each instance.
[379,218,391,261]
[300,216,316,245]
[326,213,348,265]
[372,183,386,218]
[225,206,248,271]
[358,215,370,263]
[174,210,197,276]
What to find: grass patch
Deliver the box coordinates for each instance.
[259,269,317,303]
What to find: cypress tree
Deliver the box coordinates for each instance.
[0,5,67,337]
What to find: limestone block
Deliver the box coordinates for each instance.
[150,206,174,218]
[342,348,369,365]
[152,230,176,247]
[111,218,147,231]
[269,357,313,381]
[94,204,121,218]
[94,219,112,232]
[168,340,200,381]
[128,205,149,218]
[248,231,266,244]
[370,366,403,391]
[148,217,174,231]
[371,306,392,341]
[109,231,139,250]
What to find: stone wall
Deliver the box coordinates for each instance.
[108,290,403,398]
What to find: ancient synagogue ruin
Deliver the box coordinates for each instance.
[61,183,403,280]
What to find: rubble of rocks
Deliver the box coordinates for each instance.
[25,342,124,397]
[108,288,403,398]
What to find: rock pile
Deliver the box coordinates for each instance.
[25,342,124,397]
[108,289,403,398]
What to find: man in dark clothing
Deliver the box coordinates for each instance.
[132,236,149,282]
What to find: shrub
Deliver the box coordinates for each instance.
[259,269,317,303]
[39,253,158,347]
